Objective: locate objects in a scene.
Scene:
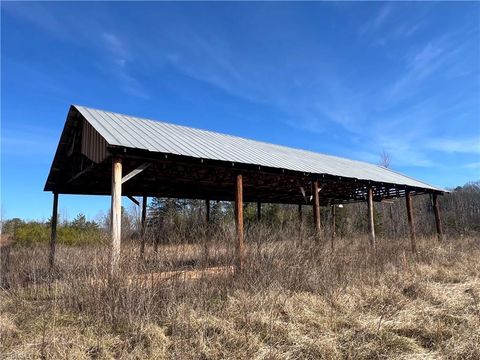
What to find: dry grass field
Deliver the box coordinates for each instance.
[1,227,479,359]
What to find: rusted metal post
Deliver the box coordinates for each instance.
[235,174,245,271]
[331,204,336,250]
[140,195,147,257]
[49,192,59,269]
[406,191,417,254]
[257,201,261,221]
[205,199,210,223]
[432,194,444,241]
[111,157,122,272]
[312,181,321,234]
[367,188,376,250]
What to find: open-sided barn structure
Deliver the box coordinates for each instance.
[45,105,445,270]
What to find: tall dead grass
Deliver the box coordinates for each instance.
[1,224,479,359]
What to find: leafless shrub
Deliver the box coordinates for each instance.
[1,224,479,359]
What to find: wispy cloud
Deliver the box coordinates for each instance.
[377,138,435,168]
[407,41,445,72]
[4,1,478,176]
[117,71,149,99]
[394,22,423,38]
[150,17,474,173]
[386,35,462,100]
[464,162,480,169]
[3,3,150,100]
[101,32,131,62]
[100,32,149,99]
[367,17,425,47]
[426,137,480,154]
[1,2,66,38]
[359,3,394,35]
[372,4,393,29]
[162,33,269,105]
[1,129,57,159]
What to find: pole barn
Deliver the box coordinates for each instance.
[45,105,446,270]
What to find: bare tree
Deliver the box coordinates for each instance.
[379,150,391,168]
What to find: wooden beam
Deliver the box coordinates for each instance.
[299,186,307,203]
[235,174,244,271]
[111,157,122,272]
[406,191,417,254]
[367,187,376,250]
[65,164,94,185]
[127,195,139,206]
[312,181,321,234]
[140,195,147,257]
[432,194,444,241]
[205,199,210,223]
[49,192,59,269]
[257,201,261,221]
[121,162,150,184]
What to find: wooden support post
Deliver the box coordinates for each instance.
[331,205,336,250]
[127,196,139,206]
[312,181,321,234]
[111,157,122,272]
[49,192,59,269]
[367,188,376,250]
[140,196,147,256]
[235,174,245,271]
[206,199,210,223]
[406,191,417,254]
[389,203,396,240]
[121,162,150,184]
[432,194,444,241]
[204,199,211,265]
[257,201,261,221]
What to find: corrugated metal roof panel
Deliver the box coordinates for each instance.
[74,105,443,192]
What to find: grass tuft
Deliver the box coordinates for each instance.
[1,228,479,359]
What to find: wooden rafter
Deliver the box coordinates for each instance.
[122,162,150,184]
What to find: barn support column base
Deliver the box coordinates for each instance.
[235,174,245,271]
[406,191,417,254]
[432,194,444,241]
[140,195,147,257]
[367,188,376,251]
[49,192,59,270]
[111,157,122,273]
[312,181,321,236]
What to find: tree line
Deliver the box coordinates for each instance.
[2,181,479,246]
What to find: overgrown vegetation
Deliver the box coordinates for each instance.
[0,181,479,359]
[1,230,479,359]
[2,214,102,246]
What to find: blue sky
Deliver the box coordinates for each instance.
[1,2,479,221]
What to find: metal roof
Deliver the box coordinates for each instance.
[74,105,442,192]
